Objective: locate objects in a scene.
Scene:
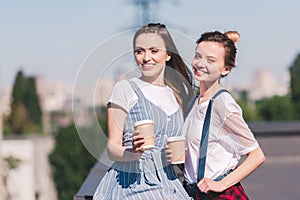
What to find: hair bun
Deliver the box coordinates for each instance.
[225,31,240,43]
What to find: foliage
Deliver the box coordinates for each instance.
[236,90,259,122]
[4,155,22,170]
[48,105,109,200]
[3,156,22,200]
[48,123,97,200]
[236,52,300,122]
[23,77,42,125]
[289,53,300,118]
[96,106,108,136]
[255,95,295,121]
[4,69,42,134]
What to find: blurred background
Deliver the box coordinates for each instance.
[1,0,300,199]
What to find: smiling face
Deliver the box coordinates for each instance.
[192,41,230,84]
[134,33,171,81]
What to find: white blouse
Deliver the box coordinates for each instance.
[183,92,259,183]
[108,77,180,116]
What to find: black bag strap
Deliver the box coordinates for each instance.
[211,89,227,100]
[197,89,228,182]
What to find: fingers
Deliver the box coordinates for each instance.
[165,144,172,162]
[132,130,142,137]
[198,178,224,193]
[132,130,145,152]
[197,178,213,194]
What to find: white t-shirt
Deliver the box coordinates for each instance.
[108,78,180,116]
[183,92,259,183]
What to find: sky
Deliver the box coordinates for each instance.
[1,0,300,91]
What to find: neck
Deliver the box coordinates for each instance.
[151,82,166,87]
[199,81,222,102]
[140,74,165,87]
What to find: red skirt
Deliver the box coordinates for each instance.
[184,182,249,200]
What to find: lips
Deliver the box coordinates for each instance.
[193,66,207,75]
[142,63,155,70]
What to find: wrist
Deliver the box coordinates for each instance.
[218,179,230,192]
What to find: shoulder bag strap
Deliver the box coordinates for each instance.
[197,89,228,182]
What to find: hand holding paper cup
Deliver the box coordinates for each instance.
[134,120,155,151]
[167,136,185,164]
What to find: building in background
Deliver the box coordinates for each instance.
[2,136,57,200]
[249,68,288,101]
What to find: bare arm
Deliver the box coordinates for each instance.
[198,146,265,193]
[217,111,266,191]
[106,103,143,162]
[197,112,265,193]
[220,146,265,189]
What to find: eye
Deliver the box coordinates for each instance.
[134,48,144,54]
[151,49,159,53]
[207,58,215,63]
[194,53,201,59]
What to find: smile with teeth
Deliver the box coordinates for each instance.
[193,66,207,73]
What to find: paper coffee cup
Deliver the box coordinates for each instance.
[167,136,185,164]
[134,120,155,150]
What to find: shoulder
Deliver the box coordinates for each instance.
[108,79,136,111]
[214,91,242,114]
[111,78,139,95]
[113,79,131,90]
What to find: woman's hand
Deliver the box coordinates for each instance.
[165,144,172,163]
[197,178,225,194]
[132,130,145,152]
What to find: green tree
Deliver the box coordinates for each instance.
[11,70,24,107]
[48,124,97,200]
[96,106,108,136]
[23,77,42,125]
[289,53,300,118]
[236,90,259,122]
[256,95,295,121]
[4,69,42,134]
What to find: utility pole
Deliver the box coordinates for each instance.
[131,0,185,32]
[132,0,159,27]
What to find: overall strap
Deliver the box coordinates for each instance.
[128,80,145,99]
[197,89,228,182]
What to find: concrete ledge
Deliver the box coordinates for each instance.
[249,121,300,136]
[74,121,300,199]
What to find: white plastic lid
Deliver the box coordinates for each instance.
[134,119,154,127]
[166,136,185,142]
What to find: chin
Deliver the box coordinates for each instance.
[141,71,156,77]
[193,74,202,82]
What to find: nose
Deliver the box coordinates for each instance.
[195,58,206,67]
[143,50,151,62]
[192,58,206,71]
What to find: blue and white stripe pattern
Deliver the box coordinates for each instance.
[93,80,191,199]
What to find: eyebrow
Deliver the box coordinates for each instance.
[206,55,217,60]
[135,46,166,51]
[135,46,162,49]
[195,52,217,60]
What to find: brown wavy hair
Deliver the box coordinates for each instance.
[133,23,194,116]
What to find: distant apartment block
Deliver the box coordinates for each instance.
[249,68,288,100]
